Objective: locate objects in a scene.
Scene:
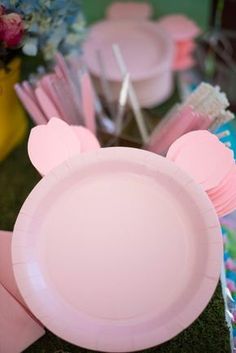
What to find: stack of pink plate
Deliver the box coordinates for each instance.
[83,20,174,107]
[167,130,236,217]
[158,14,200,71]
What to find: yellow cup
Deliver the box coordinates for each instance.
[0,57,28,161]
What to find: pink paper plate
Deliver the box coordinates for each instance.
[12,147,222,352]
[83,21,174,107]
[84,21,173,81]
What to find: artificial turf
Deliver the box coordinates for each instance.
[0,136,231,353]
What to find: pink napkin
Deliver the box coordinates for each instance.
[0,283,45,353]
[0,230,25,307]
[0,231,45,352]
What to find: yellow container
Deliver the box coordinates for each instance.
[0,57,28,161]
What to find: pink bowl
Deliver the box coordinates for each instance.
[83,20,174,107]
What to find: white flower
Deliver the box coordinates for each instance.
[22,37,38,56]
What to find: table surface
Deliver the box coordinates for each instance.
[0,135,231,353]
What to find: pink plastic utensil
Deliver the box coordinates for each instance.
[22,81,37,101]
[80,71,96,133]
[13,147,222,352]
[52,75,79,125]
[55,52,70,80]
[147,105,199,155]
[35,86,61,120]
[28,118,81,176]
[55,52,84,125]
[54,64,64,79]
[40,74,76,125]
[15,84,47,125]
[39,74,66,118]
[0,283,45,353]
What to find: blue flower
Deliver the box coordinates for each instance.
[2,0,85,60]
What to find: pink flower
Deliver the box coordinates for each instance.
[0,5,6,15]
[226,258,236,271]
[0,13,24,48]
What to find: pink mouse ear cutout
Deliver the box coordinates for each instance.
[28,118,81,176]
[28,118,100,176]
[106,1,153,21]
[167,130,236,217]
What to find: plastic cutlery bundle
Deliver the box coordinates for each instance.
[15,52,96,133]
[147,82,234,155]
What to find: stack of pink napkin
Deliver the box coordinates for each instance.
[0,231,45,353]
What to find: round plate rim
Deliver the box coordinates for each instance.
[12,147,222,352]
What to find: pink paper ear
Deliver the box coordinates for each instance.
[167,130,234,189]
[106,1,152,21]
[72,126,100,152]
[158,14,201,41]
[28,118,81,176]
[167,130,236,217]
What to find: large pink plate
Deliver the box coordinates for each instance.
[12,147,222,352]
[83,21,173,81]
